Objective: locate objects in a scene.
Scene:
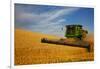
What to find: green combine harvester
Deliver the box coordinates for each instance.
[41,25,90,52]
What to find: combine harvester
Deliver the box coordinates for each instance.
[41,25,91,52]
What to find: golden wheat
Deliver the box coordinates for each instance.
[15,29,94,65]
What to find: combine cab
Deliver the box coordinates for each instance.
[41,25,90,52]
[65,25,88,40]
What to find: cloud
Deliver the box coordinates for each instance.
[40,8,79,24]
[15,5,80,37]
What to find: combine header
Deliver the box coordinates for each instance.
[41,25,90,52]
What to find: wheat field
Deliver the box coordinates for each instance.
[15,29,94,65]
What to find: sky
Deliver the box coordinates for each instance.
[15,3,94,37]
